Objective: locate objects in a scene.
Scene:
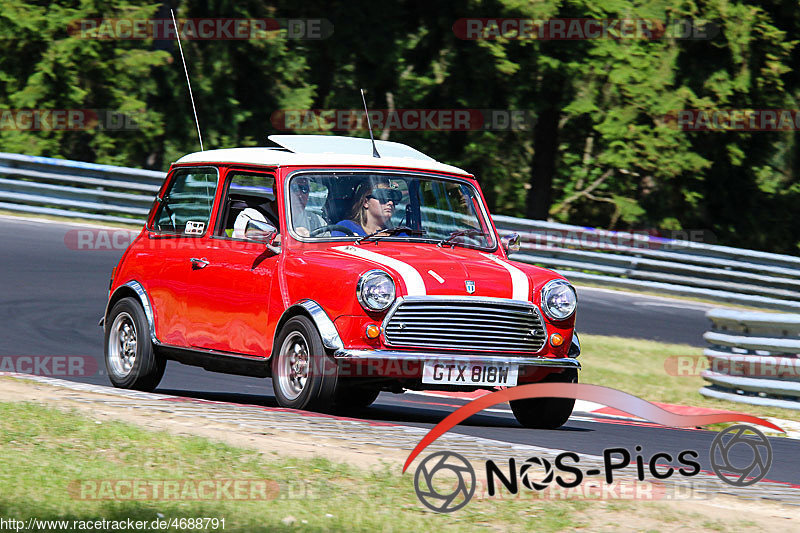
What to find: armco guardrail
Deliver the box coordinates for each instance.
[700,309,800,410]
[1,152,799,310]
[495,215,800,311]
[0,152,162,225]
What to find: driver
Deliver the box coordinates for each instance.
[334,179,402,236]
[290,177,326,236]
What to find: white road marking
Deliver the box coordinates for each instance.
[633,301,717,311]
[0,213,135,231]
[576,286,723,310]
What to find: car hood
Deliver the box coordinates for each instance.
[323,243,544,300]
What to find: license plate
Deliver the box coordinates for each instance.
[421,361,518,387]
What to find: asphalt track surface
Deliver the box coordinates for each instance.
[1,216,798,489]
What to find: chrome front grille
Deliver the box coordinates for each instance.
[383,297,547,352]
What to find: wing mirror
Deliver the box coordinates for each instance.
[245,219,280,253]
[501,232,521,254]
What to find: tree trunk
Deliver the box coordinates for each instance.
[526,105,560,219]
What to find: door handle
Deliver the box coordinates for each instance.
[190,257,209,269]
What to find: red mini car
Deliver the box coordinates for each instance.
[102,135,580,428]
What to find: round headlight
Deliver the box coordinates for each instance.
[540,280,577,320]
[357,270,396,311]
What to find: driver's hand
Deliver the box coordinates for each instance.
[295,227,310,237]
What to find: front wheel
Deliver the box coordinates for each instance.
[510,368,577,429]
[271,316,339,410]
[104,297,165,391]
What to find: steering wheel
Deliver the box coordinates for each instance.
[309,224,357,237]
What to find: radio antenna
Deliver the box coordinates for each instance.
[171,9,204,151]
[360,89,380,158]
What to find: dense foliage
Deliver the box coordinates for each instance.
[1,0,798,253]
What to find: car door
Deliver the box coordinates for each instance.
[183,168,280,356]
[145,166,220,347]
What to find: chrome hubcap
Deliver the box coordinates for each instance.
[108,312,137,378]
[277,332,309,401]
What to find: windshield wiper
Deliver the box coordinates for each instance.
[437,228,489,248]
[355,226,426,245]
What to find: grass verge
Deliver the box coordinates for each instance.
[0,401,583,532]
[0,401,771,532]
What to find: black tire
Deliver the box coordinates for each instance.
[510,368,578,429]
[271,315,340,410]
[334,381,381,411]
[104,297,165,391]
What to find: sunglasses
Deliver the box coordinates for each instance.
[368,189,402,204]
[291,181,310,194]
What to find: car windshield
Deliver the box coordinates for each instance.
[287,172,496,249]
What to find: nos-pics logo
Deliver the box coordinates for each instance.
[414,451,476,513]
[404,384,782,512]
[413,425,773,512]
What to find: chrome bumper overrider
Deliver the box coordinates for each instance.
[332,349,580,369]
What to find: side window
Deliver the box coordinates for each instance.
[218,171,277,239]
[288,175,330,236]
[388,178,409,227]
[152,168,218,235]
[419,180,481,236]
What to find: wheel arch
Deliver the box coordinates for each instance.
[568,331,581,359]
[271,299,343,359]
[104,281,159,345]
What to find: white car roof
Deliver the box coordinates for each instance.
[174,135,472,177]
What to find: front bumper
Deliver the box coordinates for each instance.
[333,349,580,369]
[331,348,579,384]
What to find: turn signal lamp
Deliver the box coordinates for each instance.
[365,324,381,339]
[550,333,564,347]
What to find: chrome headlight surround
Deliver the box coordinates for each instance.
[540,279,577,320]
[356,269,396,312]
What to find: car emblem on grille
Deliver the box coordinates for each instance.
[465,280,476,294]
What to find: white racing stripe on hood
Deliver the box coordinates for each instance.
[332,246,426,295]
[481,253,530,300]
